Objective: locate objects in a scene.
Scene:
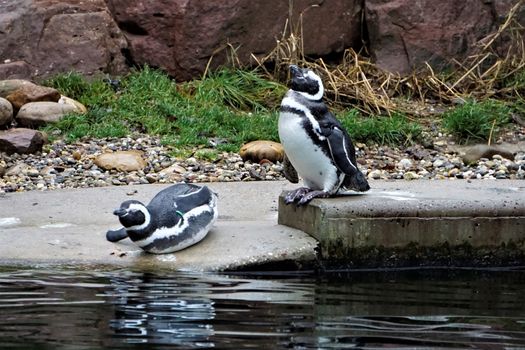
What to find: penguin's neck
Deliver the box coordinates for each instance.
[125,206,152,238]
[288,90,322,104]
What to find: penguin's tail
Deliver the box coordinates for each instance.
[344,171,370,192]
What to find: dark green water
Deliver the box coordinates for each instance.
[1,267,525,349]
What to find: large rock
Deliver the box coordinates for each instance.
[6,84,61,110]
[0,61,32,80]
[16,101,79,127]
[0,80,37,98]
[94,150,147,172]
[451,143,524,164]
[0,128,46,155]
[106,0,363,80]
[365,0,523,74]
[58,95,87,114]
[0,0,129,80]
[239,140,284,163]
[0,97,13,127]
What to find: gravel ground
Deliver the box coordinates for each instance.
[1,128,524,193]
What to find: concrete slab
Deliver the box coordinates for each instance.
[0,181,317,271]
[278,180,525,268]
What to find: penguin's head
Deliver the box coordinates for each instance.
[113,200,150,229]
[289,65,324,100]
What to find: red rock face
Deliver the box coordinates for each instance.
[0,0,128,80]
[0,0,522,80]
[105,0,363,80]
[364,0,522,74]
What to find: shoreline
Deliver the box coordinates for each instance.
[1,127,524,193]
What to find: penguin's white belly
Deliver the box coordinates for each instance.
[279,113,341,192]
[133,199,218,254]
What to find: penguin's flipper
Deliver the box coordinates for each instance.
[282,153,299,183]
[325,126,359,175]
[106,227,128,242]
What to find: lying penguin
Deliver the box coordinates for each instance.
[279,65,370,205]
[106,183,218,254]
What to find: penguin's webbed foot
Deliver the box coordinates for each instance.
[284,187,310,204]
[106,227,128,242]
[285,188,330,206]
[297,190,330,206]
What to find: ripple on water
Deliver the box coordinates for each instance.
[0,268,524,348]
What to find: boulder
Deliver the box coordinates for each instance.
[94,150,147,172]
[106,0,363,80]
[0,80,37,98]
[0,0,129,80]
[0,128,46,155]
[0,61,32,80]
[0,97,13,127]
[365,0,522,74]
[240,140,284,163]
[6,84,61,110]
[16,101,79,127]
[452,142,523,164]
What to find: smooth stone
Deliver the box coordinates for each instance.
[0,97,13,126]
[239,140,284,163]
[6,84,61,110]
[0,80,36,98]
[16,101,79,127]
[158,164,187,180]
[58,95,87,114]
[368,169,382,179]
[396,158,412,170]
[94,150,147,172]
[432,159,445,168]
[452,144,516,164]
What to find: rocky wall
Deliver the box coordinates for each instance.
[0,0,522,81]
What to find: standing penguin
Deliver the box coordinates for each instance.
[106,183,218,254]
[279,65,370,205]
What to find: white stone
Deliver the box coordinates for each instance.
[396,158,413,170]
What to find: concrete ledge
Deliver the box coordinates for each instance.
[0,181,317,271]
[278,180,525,268]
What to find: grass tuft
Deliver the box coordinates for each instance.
[442,99,512,143]
[340,111,422,145]
[43,67,284,152]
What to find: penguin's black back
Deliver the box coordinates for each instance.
[146,183,214,230]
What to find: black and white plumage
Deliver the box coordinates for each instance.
[106,183,218,254]
[279,65,370,205]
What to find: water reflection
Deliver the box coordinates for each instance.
[0,268,525,349]
[108,273,216,347]
[105,272,314,348]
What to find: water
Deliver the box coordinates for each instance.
[1,267,525,349]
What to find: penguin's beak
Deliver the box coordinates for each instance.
[113,208,127,217]
[289,64,300,77]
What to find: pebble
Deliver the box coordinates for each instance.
[1,132,524,193]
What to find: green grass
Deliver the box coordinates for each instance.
[442,99,512,143]
[42,67,284,153]
[340,110,422,145]
[42,67,459,156]
[504,66,525,95]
